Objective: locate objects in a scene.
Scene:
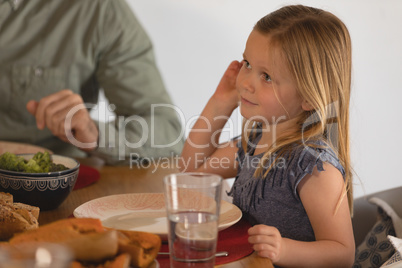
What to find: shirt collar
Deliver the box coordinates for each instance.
[6,0,24,10]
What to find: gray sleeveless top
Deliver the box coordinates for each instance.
[228,130,345,242]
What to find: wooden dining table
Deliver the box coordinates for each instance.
[38,156,273,268]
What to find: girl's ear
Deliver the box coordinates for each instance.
[302,100,314,111]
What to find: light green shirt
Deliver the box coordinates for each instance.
[0,0,184,164]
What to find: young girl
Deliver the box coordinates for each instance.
[180,4,355,267]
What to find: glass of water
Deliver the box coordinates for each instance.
[164,173,222,268]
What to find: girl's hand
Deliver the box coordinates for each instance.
[212,60,242,110]
[248,225,285,263]
[179,60,242,174]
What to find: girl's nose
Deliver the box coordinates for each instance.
[239,75,255,93]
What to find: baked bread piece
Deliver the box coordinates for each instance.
[0,199,39,241]
[71,253,131,268]
[64,230,119,262]
[117,229,161,268]
[8,218,161,267]
[13,202,40,219]
[0,192,13,203]
[10,217,104,244]
[9,218,117,262]
[101,254,131,268]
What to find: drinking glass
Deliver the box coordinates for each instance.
[164,173,222,268]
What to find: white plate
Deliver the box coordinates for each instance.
[0,141,52,155]
[73,193,242,239]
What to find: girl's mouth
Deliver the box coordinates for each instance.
[241,97,257,106]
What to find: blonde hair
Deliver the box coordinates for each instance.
[242,5,353,214]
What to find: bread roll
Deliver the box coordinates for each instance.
[0,200,39,241]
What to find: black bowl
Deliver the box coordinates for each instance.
[0,154,80,211]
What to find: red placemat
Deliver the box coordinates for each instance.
[157,217,253,267]
[73,165,100,190]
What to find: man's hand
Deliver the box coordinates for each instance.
[26,89,98,151]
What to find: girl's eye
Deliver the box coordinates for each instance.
[242,60,251,69]
[262,73,272,82]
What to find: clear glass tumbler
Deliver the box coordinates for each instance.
[164,173,223,268]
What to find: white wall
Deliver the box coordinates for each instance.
[125,0,402,198]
